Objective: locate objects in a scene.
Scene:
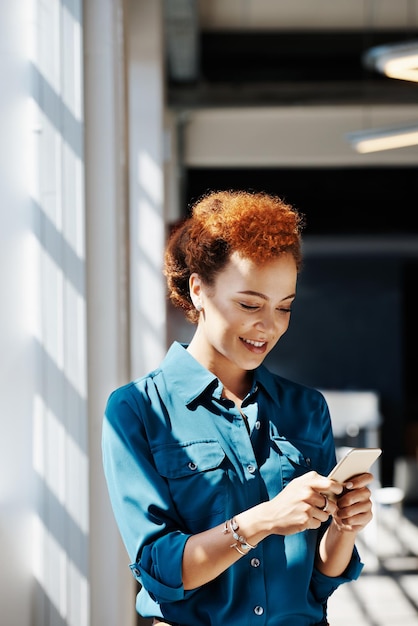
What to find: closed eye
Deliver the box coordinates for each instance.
[239,302,260,311]
[239,302,293,314]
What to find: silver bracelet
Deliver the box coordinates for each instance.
[225,517,258,551]
[232,543,247,556]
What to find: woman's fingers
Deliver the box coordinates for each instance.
[334,485,374,530]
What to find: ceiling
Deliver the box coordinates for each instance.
[164,0,418,107]
[162,1,418,238]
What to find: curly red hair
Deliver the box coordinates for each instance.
[164,189,305,323]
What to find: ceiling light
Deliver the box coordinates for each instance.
[346,123,418,153]
[363,39,418,82]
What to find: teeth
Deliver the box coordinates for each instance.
[243,338,265,348]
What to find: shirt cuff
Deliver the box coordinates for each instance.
[130,531,191,603]
[311,545,364,603]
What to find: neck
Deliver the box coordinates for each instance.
[221,374,253,407]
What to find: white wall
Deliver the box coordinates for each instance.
[127,0,168,379]
[0,0,90,624]
[25,1,89,624]
[0,4,35,625]
[0,1,134,625]
[84,0,136,624]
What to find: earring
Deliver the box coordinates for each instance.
[196,303,202,312]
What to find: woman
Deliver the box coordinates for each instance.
[102,190,374,625]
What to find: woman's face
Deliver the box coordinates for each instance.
[188,251,298,377]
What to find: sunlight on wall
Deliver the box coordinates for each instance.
[62,139,85,258]
[32,512,89,626]
[23,231,41,339]
[23,209,86,401]
[33,394,88,533]
[136,149,166,359]
[137,151,164,260]
[138,149,163,205]
[61,5,83,122]
[65,278,87,397]
[26,1,89,625]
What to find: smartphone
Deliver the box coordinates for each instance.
[329,447,382,482]
[325,447,382,499]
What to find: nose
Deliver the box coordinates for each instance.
[254,311,276,334]
[255,309,290,339]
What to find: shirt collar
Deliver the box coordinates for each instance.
[252,364,281,406]
[161,341,281,407]
[160,342,218,405]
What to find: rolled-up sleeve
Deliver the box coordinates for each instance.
[310,545,364,603]
[130,533,193,603]
[102,383,193,603]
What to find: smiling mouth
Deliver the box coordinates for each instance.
[241,338,267,348]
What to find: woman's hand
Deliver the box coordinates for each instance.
[316,472,375,577]
[263,471,344,536]
[332,472,374,532]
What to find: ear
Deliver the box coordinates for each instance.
[189,273,202,307]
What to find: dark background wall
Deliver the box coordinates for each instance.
[264,255,406,485]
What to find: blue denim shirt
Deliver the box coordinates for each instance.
[102,341,363,625]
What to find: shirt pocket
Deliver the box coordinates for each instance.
[271,437,325,487]
[153,439,228,530]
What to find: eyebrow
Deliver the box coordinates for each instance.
[237,290,296,302]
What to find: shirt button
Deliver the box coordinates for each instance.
[132,567,140,577]
[247,464,256,474]
[255,420,261,430]
[306,457,311,466]
[254,606,264,616]
[250,557,260,567]
[188,462,197,470]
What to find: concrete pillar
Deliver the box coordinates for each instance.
[127,0,168,378]
[84,0,134,625]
